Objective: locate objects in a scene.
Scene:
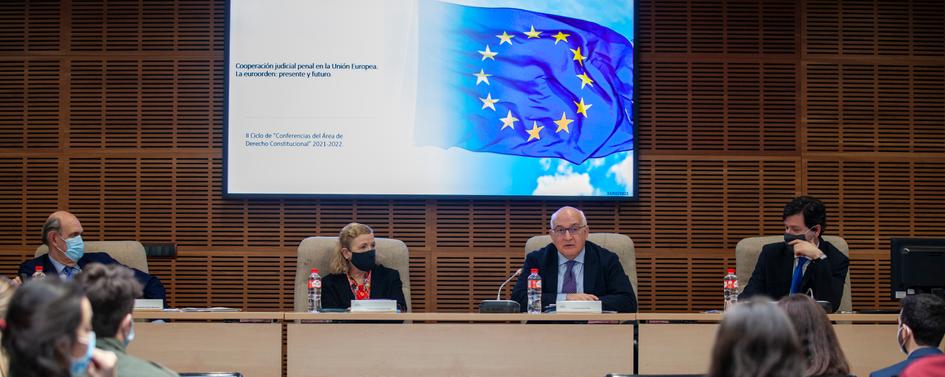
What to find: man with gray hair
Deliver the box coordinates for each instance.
[511,206,637,312]
[18,211,166,300]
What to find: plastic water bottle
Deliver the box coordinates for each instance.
[32,265,46,279]
[527,268,542,314]
[723,268,738,310]
[307,268,321,312]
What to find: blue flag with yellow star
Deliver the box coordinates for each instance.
[414,0,634,165]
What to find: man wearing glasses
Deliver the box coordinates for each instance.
[511,206,637,313]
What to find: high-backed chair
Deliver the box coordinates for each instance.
[524,233,638,297]
[294,236,411,312]
[35,241,149,273]
[735,235,851,313]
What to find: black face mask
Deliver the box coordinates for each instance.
[350,249,376,272]
[784,233,806,244]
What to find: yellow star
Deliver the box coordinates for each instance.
[574,97,593,117]
[553,31,570,45]
[554,112,574,133]
[576,72,594,89]
[500,110,519,130]
[473,69,492,86]
[526,121,544,142]
[523,25,542,39]
[479,93,499,111]
[496,31,515,46]
[478,45,498,61]
[570,46,586,65]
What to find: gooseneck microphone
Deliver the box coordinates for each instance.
[479,268,523,313]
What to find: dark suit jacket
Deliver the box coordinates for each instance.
[510,240,637,313]
[19,252,167,300]
[739,237,849,312]
[321,264,407,312]
[869,347,943,377]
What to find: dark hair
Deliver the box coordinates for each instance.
[2,279,86,377]
[41,216,61,246]
[708,297,805,377]
[76,263,142,337]
[783,196,827,234]
[901,293,945,347]
[778,294,850,377]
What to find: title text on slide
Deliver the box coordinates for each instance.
[233,62,378,79]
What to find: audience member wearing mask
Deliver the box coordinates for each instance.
[76,263,178,377]
[871,294,945,377]
[1,279,116,377]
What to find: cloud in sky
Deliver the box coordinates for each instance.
[533,171,595,196]
[606,153,634,191]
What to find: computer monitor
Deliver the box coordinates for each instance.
[890,238,945,299]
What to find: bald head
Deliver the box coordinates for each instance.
[549,206,587,229]
[41,211,83,267]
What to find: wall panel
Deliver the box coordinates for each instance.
[0,0,942,313]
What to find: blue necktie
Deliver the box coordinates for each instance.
[562,260,577,294]
[789,256,809,294]
[64,266,78,280]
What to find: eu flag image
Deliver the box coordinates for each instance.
[415,0,634,165]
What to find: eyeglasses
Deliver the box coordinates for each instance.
[550,224,586,236]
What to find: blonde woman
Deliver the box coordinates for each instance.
[321,223,407,311]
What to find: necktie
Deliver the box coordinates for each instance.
[64,266,78,280]
[562,260,577,294]
[789,256,809,294]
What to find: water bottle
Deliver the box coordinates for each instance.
[32,265,46,279]
[527,268,542,314]
[723,268,738,310]
[307,268,321,312]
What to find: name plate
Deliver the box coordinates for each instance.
[350,299,397,312]
[555,300,602,313]
[134,299,164,311]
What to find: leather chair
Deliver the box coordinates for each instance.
[735,235,852,313]
[294,236,411,312]
[35,241,150,273]
[524,233,638,297]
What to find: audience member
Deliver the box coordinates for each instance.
[76,263,178,377]
[2,279,116,377]
[901,355,945,377]
[707,297,804,377]
[870,294,945,377]
[778,294,851,377]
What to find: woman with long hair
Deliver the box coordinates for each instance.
[320,222,407,311]
[778,294,851,377]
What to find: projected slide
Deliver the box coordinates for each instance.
[226,0,635,198]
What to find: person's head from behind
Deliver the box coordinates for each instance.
[778,294,850,377]
[783,196,827,243]
[2,279,93,377]
[330,222,376,274]
[41,211,85,267]
[549,206,589,259]
[897,293,945,355]
[75,263,142,345]
[708,297,804,377]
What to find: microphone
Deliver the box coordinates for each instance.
[479,268,523,313]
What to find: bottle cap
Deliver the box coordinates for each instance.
[35,265,43,272]
[311,268,318,273]
[530,268,538,274]
[727,268,735,274]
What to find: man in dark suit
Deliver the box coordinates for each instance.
[870,294,945,377]
[18,211,166,300]
[739,196,849,312]
[511,206,637,313]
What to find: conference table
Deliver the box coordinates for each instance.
[130,311,909,377]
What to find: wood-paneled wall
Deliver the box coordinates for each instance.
[1,0,942,312]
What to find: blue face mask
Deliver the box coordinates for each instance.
[123,321,135,348]
[63,235,85,263]
[70,331,95,377]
